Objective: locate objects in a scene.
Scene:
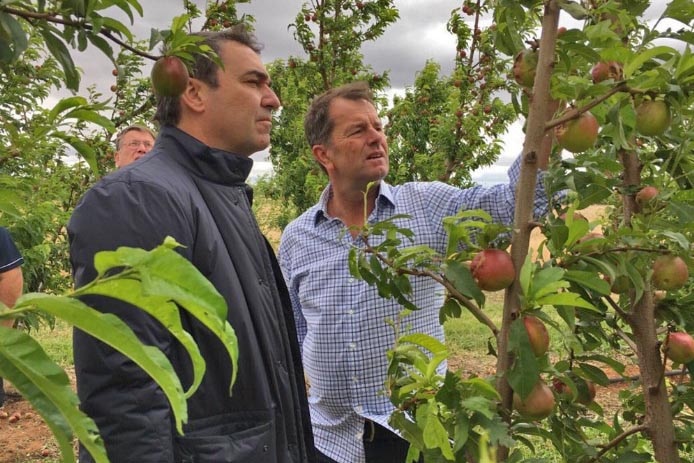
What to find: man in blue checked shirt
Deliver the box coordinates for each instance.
[279,81,557,463]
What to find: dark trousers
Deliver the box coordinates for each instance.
[316,420,422,463]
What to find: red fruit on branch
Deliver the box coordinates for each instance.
[151,56,189,97]
[553,375,596,405]
[512,49,538,89]
[576,231,604,253]
[590,61,623,83]
[635,100,671,136]
[575,378,597,405]
[635,186,658,208]
[513,381,555,420]
[523,315,550,357]
[665,332,694,364]
[552,378,571,397]
[652,255,689,291]
[554,111,599,153]
[470,249,515,292]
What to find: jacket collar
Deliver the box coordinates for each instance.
[158,125,254,187]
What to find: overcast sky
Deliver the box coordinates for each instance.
[66,0,673,183]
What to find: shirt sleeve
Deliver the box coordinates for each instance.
[278,227,307,350]
[0,228,23,272]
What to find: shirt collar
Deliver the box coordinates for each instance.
[312,181,395,226]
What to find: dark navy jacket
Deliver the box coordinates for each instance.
[68,126,315,463]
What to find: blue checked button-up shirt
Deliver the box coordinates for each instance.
[278,156,551,463]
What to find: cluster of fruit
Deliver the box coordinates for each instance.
[512,47,671,154]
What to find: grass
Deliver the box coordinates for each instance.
[31,321,73,368]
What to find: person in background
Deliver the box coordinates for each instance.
[68,25,315,463]
[279,81,557,463]
[113,124,156,168]
[0,226,24,408]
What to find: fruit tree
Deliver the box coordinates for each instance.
[349,0,693,462]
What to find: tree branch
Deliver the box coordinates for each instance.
[589,425,649,461]
[2,6,159,61]
[545,82,628,131]
[361,244,499,336]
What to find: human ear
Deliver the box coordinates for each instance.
[312,144,332,171]
[179,78,207,114]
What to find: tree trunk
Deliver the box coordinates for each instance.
[628,292,680,463]
[621,150,680,462]
[495,2,560,461]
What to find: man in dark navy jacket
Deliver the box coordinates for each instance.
[68,26,315,463]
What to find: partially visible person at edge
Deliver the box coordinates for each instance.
[0,226,24,408]
[278,81,559,463]
[68,26,315,463]
[113,124,157,168]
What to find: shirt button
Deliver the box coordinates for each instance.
[355,405,363,413]
[348,277,355,283]
[348,309,354,315]
[349,342,356,349]
[352,376,358,383]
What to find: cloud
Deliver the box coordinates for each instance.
[57,0,672,178]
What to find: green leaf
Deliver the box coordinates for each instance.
[663,0,694,25]
[0,12,28,62]
[443,260,484,306]
[564,270,611,295]
[64,109,115,131]
[17,293,189,434]
[556,0,590,20]
[78,279,205,398]
[99,17,135,41]
[461,396,496,419]
[88,240,239,391]
[625,46,679,78]
[0,326,107,463]
[86,31,117,65]
[536,292,598,311]
[531,267,566,295]
[507,318,540,400]
[399,333,447,357]
[47,96,88,124]
[39,28,80,91]
[518,254,534,300]
[422,406,453,458]
[452,412,470,452]
[577,362,610,386]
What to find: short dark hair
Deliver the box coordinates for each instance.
[154,25,263,126]
[114,124,157,150]
[304,81,375,147]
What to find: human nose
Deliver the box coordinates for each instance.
[366,126,385,144]
[263,86,281,110]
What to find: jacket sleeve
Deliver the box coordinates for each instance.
[68,178,193,463]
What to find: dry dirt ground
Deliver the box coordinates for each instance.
[0,204,642,462]
[0,379,65,462]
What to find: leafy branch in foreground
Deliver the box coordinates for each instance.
[0,237,237,463]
